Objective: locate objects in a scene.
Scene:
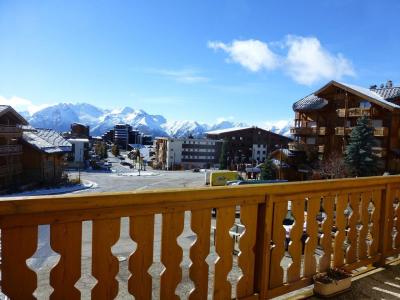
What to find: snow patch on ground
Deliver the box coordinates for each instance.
[113,171,160,177]
[2,180,96,197]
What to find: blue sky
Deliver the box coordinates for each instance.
[1,0,400,125]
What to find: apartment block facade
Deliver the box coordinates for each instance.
[290,80,400,175]
[153,137,223,170]
[206,126,292,166]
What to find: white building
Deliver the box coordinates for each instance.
[68,138,89,167]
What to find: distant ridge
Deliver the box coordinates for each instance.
[23,102,292,138]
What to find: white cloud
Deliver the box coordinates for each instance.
[208,35,355,85]
[0,96,50,115]
[208,39,279,72]
[284,35,355,85]
[147,68,209,83]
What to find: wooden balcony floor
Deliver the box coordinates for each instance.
[276,260,400,300]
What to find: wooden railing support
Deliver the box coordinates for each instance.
[375,183,394,266]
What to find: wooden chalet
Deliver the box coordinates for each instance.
[290,80,400,176]
[22,128,72,184]
[0,105,28,192]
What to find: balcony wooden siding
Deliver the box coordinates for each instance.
[288,141,309,151]
[336,107,377,118]
[335,127,388,137]
[0,125,22,137]
[0,145,22,156]
[290,127,327,136]
[0,163,22,176]
[1,176,400,299]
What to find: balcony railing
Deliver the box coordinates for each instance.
[317,145,325,153]
[290,127,327,136]
[1,176,400,299]
[0,163,22,176]
[372,147,387,157]
[335,127,388,137]
[0,125,22,136]
[336,107,377,117]
[288,141,309,151]
[0,145,22,155]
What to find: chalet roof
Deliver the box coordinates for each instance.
[205,126,253,135]
[292,94,329,112]
[0,105,29,125]
[23,129,72,154]
[294,81,400,112]
[315,81,400,111]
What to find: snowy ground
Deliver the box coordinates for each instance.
[2,180,96,197]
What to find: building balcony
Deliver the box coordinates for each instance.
[0,163,22,176]
[336,107,377,117]
[288,141,309,151]
[372,147,387,157]
[0,125,23,137]
[317,145,325,153]
[1,177,400,299]
[0,144,22,156]
[290,127,327,136]
[335,127,388,137]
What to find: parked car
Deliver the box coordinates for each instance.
[192,168,200,172]
[120,161,133,167]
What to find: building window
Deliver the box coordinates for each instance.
[240,137,243,140]
[360,101,372,108]
[232,137,236,140]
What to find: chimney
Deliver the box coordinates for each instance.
[386,80,393,88]
[369,84,377,90]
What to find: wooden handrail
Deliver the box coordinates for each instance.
[1,176,400,299]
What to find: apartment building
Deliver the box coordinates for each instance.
[0,105,28,192]
[153,137,222,170]
[290,80,400,175]
[206,126,291,165]
[103,124,146,149]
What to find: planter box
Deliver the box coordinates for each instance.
[313,275,351,297]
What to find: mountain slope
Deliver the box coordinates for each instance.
[25,102,291,138]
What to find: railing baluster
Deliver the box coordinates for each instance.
[160,211,185,299]
[333,194,346,267]
[304,197,319,277]
[319,196,334,272]
[189,209,211,300]
[358,193,369,260]
[370,190,382,257]
[129,215,154,300]
[269,201,286,289]
[237,204,258,298]
[346,193,359,264]
[91,218,120,300]
[287,198,304,282]
[2,226,37,299]
[50,222,82,300]
[214,206,235,299]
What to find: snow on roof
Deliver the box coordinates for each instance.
[23,129,71,154]
[292,94,328,112]
[0,105,29,125]
[68,138,89,143]
[205,126,254,135]
[337,82,400,109]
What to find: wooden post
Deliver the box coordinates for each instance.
[374,183,393,266]
[253,195,273,299]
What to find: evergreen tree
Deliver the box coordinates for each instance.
[111,144,120,157]
[219,139,228,170]
[260,158,276,180]
[344,116,378,177]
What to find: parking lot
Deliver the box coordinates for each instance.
[68,153,206,194]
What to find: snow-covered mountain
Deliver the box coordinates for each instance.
[25,102,291,138]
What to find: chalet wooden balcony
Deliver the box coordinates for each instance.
[0,125,22,137]
[290,127,327,136]
[1,176,400,299]
[0,163,22,176]
[336,107,377,117]
[335,127,388,137]
[372,147,387,157]
[288,141,309,151]
[0,145,22,156]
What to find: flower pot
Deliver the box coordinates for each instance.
[313,275,351,297]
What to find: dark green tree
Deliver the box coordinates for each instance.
[344,116,378,177]
[219,139,228,170]
[260,158,276,180]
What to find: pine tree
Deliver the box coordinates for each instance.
[260,158,276,180]
[219,139,228,170]
[344,116,378,177]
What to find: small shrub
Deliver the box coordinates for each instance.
[314,268,351,284]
